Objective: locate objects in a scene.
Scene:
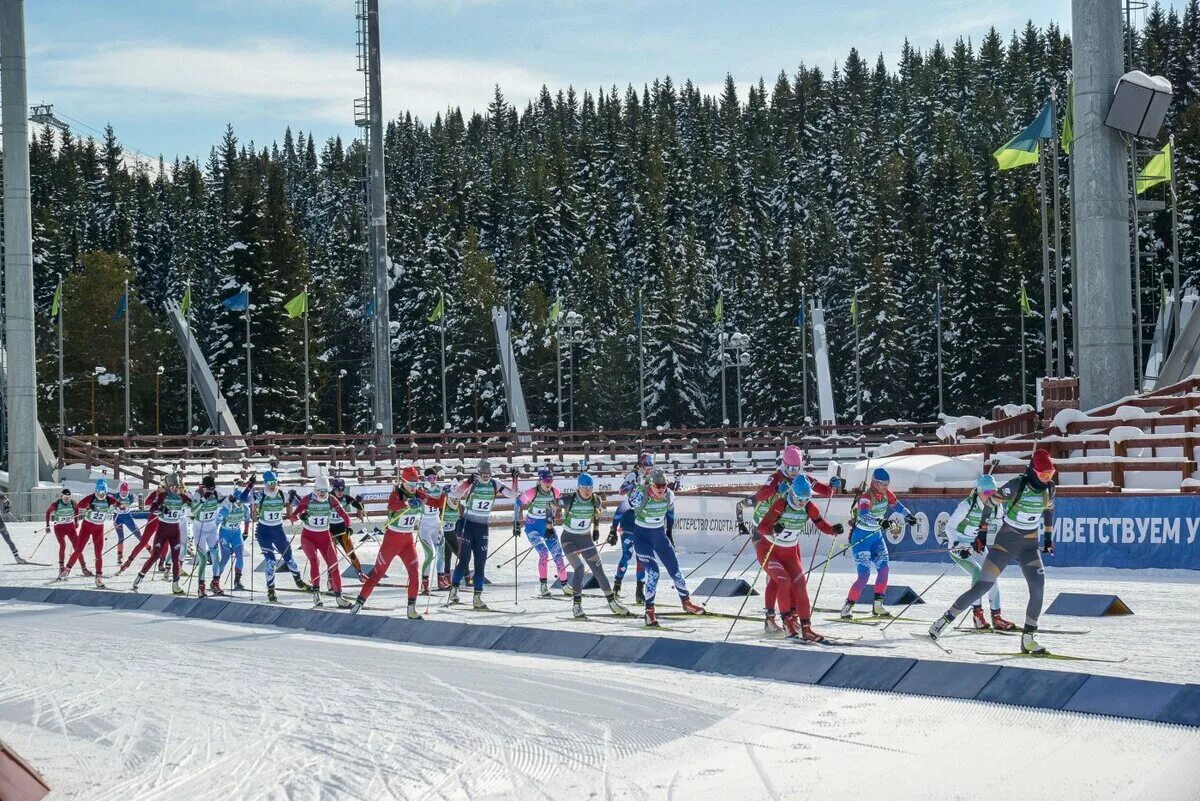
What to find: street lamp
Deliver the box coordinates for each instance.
[556,310,586,431]
[155,366,164,435]
[718,333,751,429]
[91,365,105,435]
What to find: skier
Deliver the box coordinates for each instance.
[839,467,917,619]
[329,478,366,580]
[117,482,162,574]
[749,476,844,641]
[439,486,463,589]
[112,482,140,565]
[351,467,423,619]
[216,477,254,592]
[929,450,1056,654]
[0,492,26,564]
[515,467,570,598]
[191,475,223,598]
[448,459,517,610]
[557,472,629,619]
[131,473,192,595]
[250,470,309,603]
[416,468,446,595]
[44,488,80,577]
[606,452,654,603]
[65,479,119,586]
[939,474,1016,631]
[289,475,354,608]
[630,468,704,626]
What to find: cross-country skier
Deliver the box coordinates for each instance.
[131,473,192,595]
[606,452,654,603]
[515,467,570,598]
[216,477,254,591]
[191,475,223,598]
[439,487,463,589]
[417,468,446,595]
[839,467,917,619]
[112,482,139,565]
[557,473,629,619]
[44,488,80,576]
[750,476,844,642]
[117,482,162,574]
[939,474,1016,630]
[250,470,309,603]
[65,479,119,587]
[329,478,366,580]
[0,492,26,564]
[630,468,704,627]
[289,475,354,608]
[929,449,1056,653]
[350,467,423,619]
[448,459,517,610]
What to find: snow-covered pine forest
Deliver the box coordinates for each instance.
[21,12,1200,435]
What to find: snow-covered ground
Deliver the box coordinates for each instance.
[2,521,1199,799]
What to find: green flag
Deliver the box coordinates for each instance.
[1019,282,1033,317]
[284,291,308,319]
[180,284,192,317]
[714,297,724,323]
[1136,142,1172,194]
[428,292,445,323]
[849,292,858,325]
[50,283,61,318]
[548,297,562,324]
[1060,83,1074,155]
[993,101,1053,170]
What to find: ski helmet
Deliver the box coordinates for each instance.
[477,459,492,478]
[331,477,346,493]
[315,475,330,493]
[976,475,997,494]
[649,468,668,487]
[164,472,181,488]
[95,478,108,494]
[788,475,812,508]
[119,481,130,495]
[401,466,420,484]
[263,470,279,485]
[637,452,655,469]
[60,487,71,497]
[782,445,803,468]
[202,474,216,490]
[424,467,438,479]
[538,467,553,483]
[577,473,594,490]
[872,467,891,483]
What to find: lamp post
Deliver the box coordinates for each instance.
[155,366,163,435]
[560,311,586,431]
[718,332,751,428]
[91,365,105,435]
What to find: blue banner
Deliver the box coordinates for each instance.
[887,495,1200,570]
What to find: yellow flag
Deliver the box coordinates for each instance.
[284,291,307,318]
[1136,142,1172,194]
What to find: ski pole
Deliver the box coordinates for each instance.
[703,534,753,605]
[722,540,774,644]
[684,528,743,580]
[28,527,50,561]
[879,561,955,633]
[807,461,842,575]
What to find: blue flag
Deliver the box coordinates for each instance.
[363,298,375,319]
[223,290,250,311]
[634,296,643,330]
[934,285,942,329]
[112,292,127,323]
[794,304,805,328]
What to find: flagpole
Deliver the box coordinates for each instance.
[303,284,310,432]
[245,289,253,432]
[57,276,64,462]
[935,283,944,416]
[1068,139,1079,377]
[555,295,563,429]
[439,289,448,432]
[1051,94,1065,378]
[1020,292,1028,407]
[185,277,193,436]
[637,287,645,428]
[1038,131,1052,380]
[853,292,861,422]
[801,290,809,425]
[1169,135,1180,349]
[123,278,131,433]
[1131,142,1144,389]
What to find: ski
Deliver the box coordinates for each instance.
[436,605,528,616]
[556,615,621,625]
[824,617,880,627]
[657,610,754,622]
[758,635,870,648]
[910,632,953,654]
[973,650,1127,664]
[528,595,570,602]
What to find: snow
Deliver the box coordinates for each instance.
[935,414,984,441]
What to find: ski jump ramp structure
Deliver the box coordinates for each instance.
[0,346,57,485]
[491,307,531,434]
[163,301,243,437]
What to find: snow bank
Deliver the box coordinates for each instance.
[842,452,984,491]
[935,415,984,441]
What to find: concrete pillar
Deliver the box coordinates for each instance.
[1071,0,1135,408]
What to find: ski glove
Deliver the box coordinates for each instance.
[591,530,600,544]
[831,523,844,535]
[606,526,618,546]
[829,477,845,491]
[972,531,987,554]
[738,521,750,536]
[512,521,522,537]
[772,521,785,534]
[904,514,918,526]
[546,526,556,540]
[1042,529,1054,555]
[776,481,789,495]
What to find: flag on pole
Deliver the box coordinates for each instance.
[112,291,127,323]
[363,297,375,319]
[1136,142,1172,194]
[1061,82,1075,155]
[428,292,445,323]
[794,303,805,328]
[934,285,942,328]
[714,297,724,323]
[993,101,1053,170]
[548,297,562,324]
[223,289,250,311]
[634,294,643,330]
[50,283,61,317]
[284,291,308,319]
[850,292,858,325]
[180,284,192,317]
[1019,281,1034,317]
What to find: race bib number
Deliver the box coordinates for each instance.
[391,511,420,532]
[565,517,592,534]
[196,510,218,523]
[470,498,493,514]
[308,514,329,529]
[86,509,107,524]
[261,510,283,524]
[640,512,666,527]
[1012,510,1040,526]
[160,509,182,523]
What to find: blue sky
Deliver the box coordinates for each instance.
[23,0,1118,162]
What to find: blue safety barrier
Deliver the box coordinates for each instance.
[818,654,917,692]
[1045,593,1133,616]
[451,624,510,650]
[1064,675,1184,721]
[636,639,715,671]
[1157,684,1200,726]
[215,603,285,626]
[405,620,471,647]
[694,577,758,597]
[185,600,230,620]
[584,635,657,664]
[894,660,1002,700]
[975,666,1090,711]
[491,627,602,659]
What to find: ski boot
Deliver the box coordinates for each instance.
[130,573,144,592]
[782,614,802,639]
[800,622,826,644]
[171,581,185,596]
[643,607,660,628]
[350,597,365,614]
[437,573,451,590]
[356,569,368,582]
[839,601,854,620]
[13,554,27,565]
[465,575,474,588]
[80,566,94,578]
[291,572,310,591]
[634,580,646,605]
[56,567,69,581]
[234,571,246,591]
[117,561,130,576]
[335,593,353,609]
[210,578,225,596]
[1020,631,1048,655]
[991,608,1017,631]
[267,587,280,604]
[572,599,587,619]
[472,592,488,611]
[561,580,573,597]
[448,586,460,605]
[538,579,552,598]
[116,549,124,565]
[611,577,623,597]
[607,596,631,616]
[407,601,423,620]
[971,605,991,630]
[680,596,705,615]
[927,612,953,640]
[94,575,107,590]
[871,596,892,618]
[312,587,324,607]
[197,580,208,598]
[420,576,430,596]
[764,612,783,635]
